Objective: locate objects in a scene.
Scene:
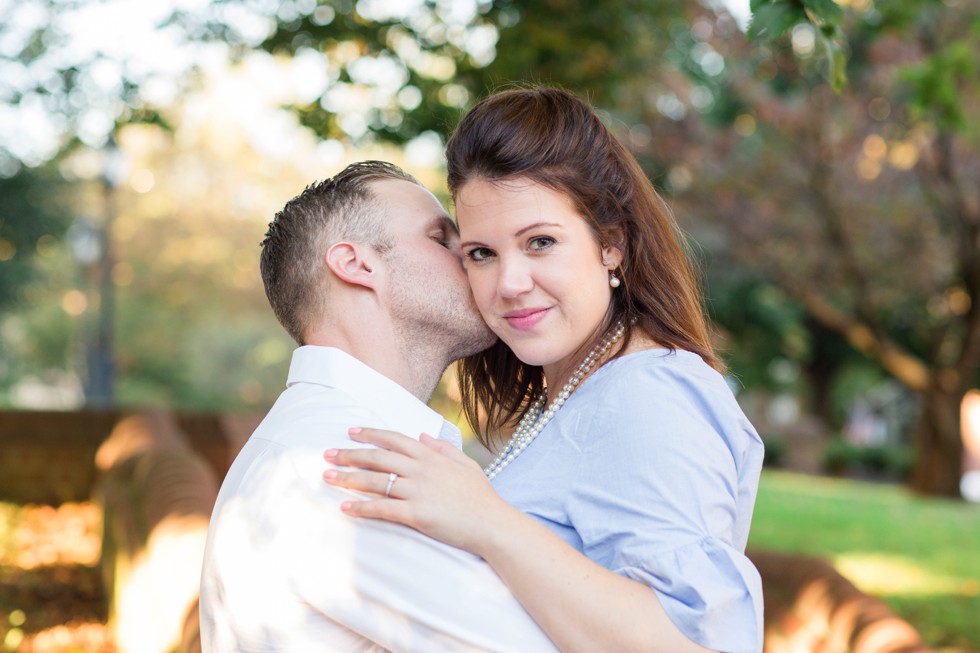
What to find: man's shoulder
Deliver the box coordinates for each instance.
[209,383,376,500]
[255,381,378,443]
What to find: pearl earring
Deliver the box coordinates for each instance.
[609,271,621,288]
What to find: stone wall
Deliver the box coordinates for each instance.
[0,409,260,505]
[0,409,120,504]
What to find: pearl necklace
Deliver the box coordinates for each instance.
[484,321,627,480]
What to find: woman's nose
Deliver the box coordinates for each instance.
[496,257,534,298]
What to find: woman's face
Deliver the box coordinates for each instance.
[455,177,622,384]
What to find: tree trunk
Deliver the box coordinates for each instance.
[801,319,850,430]
[909,383,965,497]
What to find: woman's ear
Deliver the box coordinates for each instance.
[325,242,377,290]
[602,246,624,271]
[601,227,625,270]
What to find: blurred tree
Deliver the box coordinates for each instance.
[180,0,692,146]
[0,166,70,316]
[0,0,190,334]
[4,0,975,497]
[682,0,980,496]
[0,0,176,169]
[747,0,847,90]
[703,266,864,429]
[0,114,305,410]
[236,0,979,496]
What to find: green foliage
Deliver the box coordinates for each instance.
[0,167,70,313]
[748,0,846,89]
[820,436,858,475]
[760,437,787,468]
[706,275,810,390]
[901,35,979,132]
[802,0,843,25]
[748,0,808,39]
[695,0,980,493]
[820,437,913,480]
[827,362,889,424]
[480,0,682,103]
[217,0,688,145]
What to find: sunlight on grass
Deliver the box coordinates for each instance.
[834,552,980,597]
[752,470,980,651]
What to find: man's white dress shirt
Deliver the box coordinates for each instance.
[199,346,555,652]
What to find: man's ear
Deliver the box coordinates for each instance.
[325,241,377,290]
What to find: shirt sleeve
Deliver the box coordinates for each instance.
[565,361,764,653]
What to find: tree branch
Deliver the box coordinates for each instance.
[803,110,889,346]
[792,285,931,392]
[915,131,980,372]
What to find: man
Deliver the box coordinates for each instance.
[199,161,557,652]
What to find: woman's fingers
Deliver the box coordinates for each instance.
[418,432,472,463]
[322,429,439,500]
[324,428,447,477]
[324,468,406,499]
[348,427,428,455]
[320,427,499,549]
[324,444,410,475]
[340,497,414,526]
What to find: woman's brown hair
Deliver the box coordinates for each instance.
[447,86,721,447]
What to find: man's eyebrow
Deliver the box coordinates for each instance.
[430,214,459,235]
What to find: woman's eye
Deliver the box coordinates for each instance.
[466,247,494,262]
[528,236,556,251]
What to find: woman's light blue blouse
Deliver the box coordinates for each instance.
[492,349,765,653]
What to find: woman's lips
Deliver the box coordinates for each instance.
[503,307,550,332]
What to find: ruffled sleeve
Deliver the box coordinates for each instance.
[621,537,763,653]
[564,353,764,653]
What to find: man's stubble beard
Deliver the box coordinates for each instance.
[386,255,497,366]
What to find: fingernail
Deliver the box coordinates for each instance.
[323,469,337,480]
[324,449,338,458]
[340,502,352,512]
[348,427,362,435]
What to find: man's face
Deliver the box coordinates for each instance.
[371,178,496,361]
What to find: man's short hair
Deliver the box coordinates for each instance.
[260,161,419,344]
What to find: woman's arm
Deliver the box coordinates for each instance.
[324,428,717,653]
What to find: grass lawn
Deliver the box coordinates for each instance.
[749,470,980,652]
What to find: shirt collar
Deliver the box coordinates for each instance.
[285,345,462,448]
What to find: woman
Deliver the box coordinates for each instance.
[324,87,765,653]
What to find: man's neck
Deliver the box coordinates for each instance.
[396,344,450,403]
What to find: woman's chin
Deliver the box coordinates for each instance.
[508,348,554,369]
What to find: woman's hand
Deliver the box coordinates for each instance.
[323,428,510,554]
[325,428,714,653]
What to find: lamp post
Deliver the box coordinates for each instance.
[91,136,126,407]
[66,213,100,403]
[68,138,125,407]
